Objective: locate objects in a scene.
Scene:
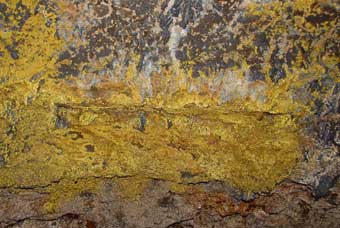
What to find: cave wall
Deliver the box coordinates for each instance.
[0,0,339,227]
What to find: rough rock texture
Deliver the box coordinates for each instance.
[1,180,340,228]
[0,0,339,227]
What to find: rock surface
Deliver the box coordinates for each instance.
[0,0,339,227]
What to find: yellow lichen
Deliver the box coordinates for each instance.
[116,177,151,200]
[1,0,337,212]
[43,178,102,213]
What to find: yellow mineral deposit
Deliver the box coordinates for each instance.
[1,0,337,212]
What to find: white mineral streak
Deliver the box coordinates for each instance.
[165,0,188,64]
[209,71,266,104]
[168,25,188,63]
[164,0,175,14]
[139,54,155,99]
[166,0,214,63]
[199,0,267,104]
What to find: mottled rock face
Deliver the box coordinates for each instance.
[0,0,339,227]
